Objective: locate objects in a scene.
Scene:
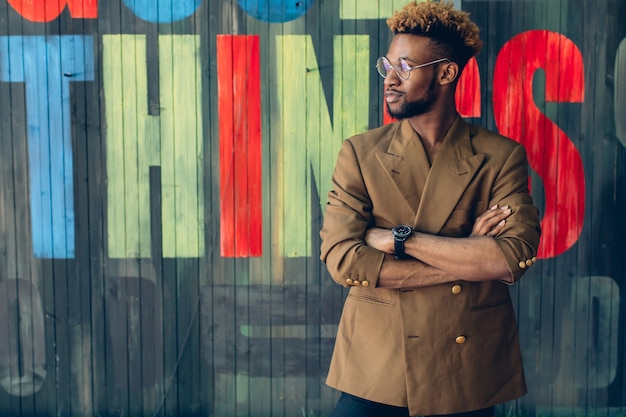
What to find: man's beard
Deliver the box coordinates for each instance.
[387,77,437,119]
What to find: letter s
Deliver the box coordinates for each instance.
[493,30,585,259]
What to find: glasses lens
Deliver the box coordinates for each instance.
[376,57,391,78]
[397,58,411,80]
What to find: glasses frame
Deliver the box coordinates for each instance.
[376,56,451,80]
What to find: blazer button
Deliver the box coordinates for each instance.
[518,261,527,269]
[526,259,533,267]
[353,280,361,286]
[362,280,370,287]
[451,284,462,295]
[345,278,353,285]
[455,335,467,344]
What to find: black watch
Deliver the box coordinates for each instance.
[392,225,413,259]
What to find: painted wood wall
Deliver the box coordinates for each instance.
[0,0,625,415]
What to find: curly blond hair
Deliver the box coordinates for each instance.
[387,0,483,67]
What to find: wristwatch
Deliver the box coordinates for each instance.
[392,225,413,259]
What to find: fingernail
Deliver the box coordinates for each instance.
[491,205,498,210]
[501,205,509,211]
[499,220,505,225]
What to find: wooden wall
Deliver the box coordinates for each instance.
[0,0,625,415]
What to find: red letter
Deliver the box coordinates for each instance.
[8,0,97,22]
[456,57,481,118]
[217,35,263,258]
[493,30,585,259]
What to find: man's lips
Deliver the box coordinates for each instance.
[384,90,402,103]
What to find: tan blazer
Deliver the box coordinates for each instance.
[320,117,541,416]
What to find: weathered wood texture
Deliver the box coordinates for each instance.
[0,0,625,416]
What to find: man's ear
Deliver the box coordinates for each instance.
[439,62,459,85]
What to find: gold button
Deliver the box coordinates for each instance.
[451,284,462,295]
[346,278,353,285]
[455,335,467,344]
[362,280,370,287]
[353,280,361,286]
[532,256,537,263]
[518,261,526,269]
[526,259,533,267]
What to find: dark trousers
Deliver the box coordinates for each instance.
[330,392,496,417]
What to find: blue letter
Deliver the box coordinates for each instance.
[0,36,94,258]
[123,0,202,23]
[238,0,315,23]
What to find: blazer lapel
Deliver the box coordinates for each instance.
[376,120,431,215]
[415,117,485,234]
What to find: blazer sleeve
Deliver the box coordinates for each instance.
[490,144,541,283]
[319,139,385,288]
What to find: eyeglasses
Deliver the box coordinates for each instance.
[376,56,450,80]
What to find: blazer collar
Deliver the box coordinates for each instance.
[415,116,485,233]
[375,120,430,214]
[376,117,485,233]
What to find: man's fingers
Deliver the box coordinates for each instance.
[477,205,509,222]
[471,205,512,236]
[486,219,506,237]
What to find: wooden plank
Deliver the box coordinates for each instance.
[173,260,202,416]
[78,28,109,415]
[614,28,626,145]
[198,283,214,417]
[211,283,237,416]
[0,50,16,415]
[205,2,241,415]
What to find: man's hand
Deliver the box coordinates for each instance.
[470,205,511,237]
[365,205,512,253]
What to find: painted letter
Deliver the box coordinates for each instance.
[276,35,369,258]
[123,0,201,23]
[0,35,94,258]
[493,30,585,259]
[340,0,460,20]
[238,0,315,23]
[455,57,481,118]
[0,280,46,396]
[217,35,262,258]
[7,0,97,22]
[103,35,204,258]
[554,276,619,392]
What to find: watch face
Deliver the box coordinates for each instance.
[393,225,412,239]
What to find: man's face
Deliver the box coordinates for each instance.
[383,34,442,119]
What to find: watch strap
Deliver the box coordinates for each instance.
[394,238,405,259]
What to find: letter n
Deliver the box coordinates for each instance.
[276,35,369,258]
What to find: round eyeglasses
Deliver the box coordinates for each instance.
[376,56,451,80]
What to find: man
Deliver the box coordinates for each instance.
[319,1,541,417]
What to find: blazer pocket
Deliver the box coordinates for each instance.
[347,293,395,307]
[470,298,511,312]
[469,297,517,335]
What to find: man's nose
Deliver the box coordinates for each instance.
[384,70,401,88]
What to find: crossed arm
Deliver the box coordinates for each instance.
[365,206,513,289]
[320,138,540,290]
